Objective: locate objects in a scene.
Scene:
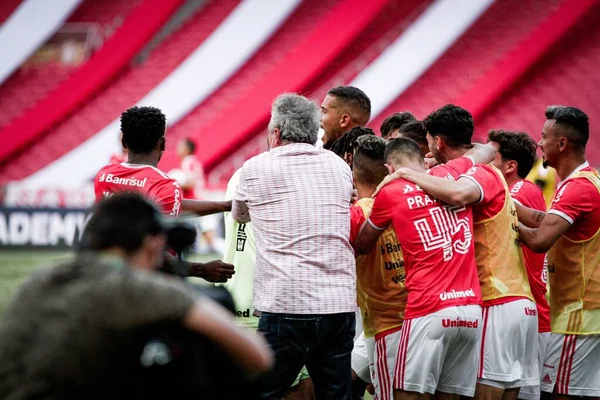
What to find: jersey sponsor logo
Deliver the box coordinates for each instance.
[99,173,148,187]
[439,288,477,301]
[170,182,181,216]
[542,255,549,283]
[236,223,248,251]
[542,374,552,384]
[385,260,404,271]
[392,272,406,285]
[403,184,414,194]
[415,205,472,261]
[441,318,479,328]
[235,309,251,318]
[381,242,401,254]
[525,307,537,316]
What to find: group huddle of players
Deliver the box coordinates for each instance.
[91,85,599,400]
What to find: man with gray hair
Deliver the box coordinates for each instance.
[233,93,357,399]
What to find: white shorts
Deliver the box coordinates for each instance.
[518,332,550,400]
[351,332,372,383]
[478,299,539,389]
[393,305,482,396]
[540,333,600,397]
[373,329,401,400]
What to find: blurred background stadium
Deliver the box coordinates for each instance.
[0,0,599,314]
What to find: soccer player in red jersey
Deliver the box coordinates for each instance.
[390,105,538,400]
[93,106,234,283]
[95,106,182,215]
[355,137,486,400]
[487,129,551,400]
[517,106,600,399]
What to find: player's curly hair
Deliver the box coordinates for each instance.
[120,106,167,154]
[380,112,417,139]
[423,104,473,147]
[330,126,375,159]
[488,130,537,179]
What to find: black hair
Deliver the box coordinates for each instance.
[398,120,427,149]
[545,105,589,150]
[353,135,388,186]
[380,112,417,139]
[120,106,167,154]
[330,126,375,159]
[182,138,196,154]
[327,86,371,123]
[82,192,164,254]
[384,137,424,166]
[423,104,473,147]
[488,130,537,179]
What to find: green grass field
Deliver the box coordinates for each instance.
[0,250,218,318]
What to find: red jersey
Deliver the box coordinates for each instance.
[511,179,550,332]
[180,155,205,200]
[368,160,481,320]
[94,162,181,216]
[459,164,533,306]
[548,164,600,241]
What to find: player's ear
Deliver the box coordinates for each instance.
[120,132,127,149]
[558,136,568,152]
[340,113,351,128]
[385,163,395,174]
[159,137,166,151]
[506,160,517,174]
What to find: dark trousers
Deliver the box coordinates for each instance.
[257,311,355,400]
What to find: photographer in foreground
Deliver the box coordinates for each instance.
[0,193,272,399]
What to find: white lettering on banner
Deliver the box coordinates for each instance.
[439,288,476,301]
[0,210,89,247]
[414,205,472,261]
[104,174,147,187]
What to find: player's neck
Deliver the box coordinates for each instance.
[127,153,159,167]
[503,172,520,187]
[443,147,469,163]
[556,154,587,180]
[355,182,375,199]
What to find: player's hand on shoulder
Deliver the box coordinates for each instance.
[373,168,413,198]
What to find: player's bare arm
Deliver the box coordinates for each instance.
[184,297,273,377]
[161,254,235,282]
[390,168,481,206]
[189,260,235,283]
[514,202,546,228]
[354,221,384,255]
[373,143,495,197]
[181,199,232,216]
[518,214,571,253]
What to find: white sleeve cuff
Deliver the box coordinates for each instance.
[458,174,484,203]
[548,209,574,225]
[367,219,388,231]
